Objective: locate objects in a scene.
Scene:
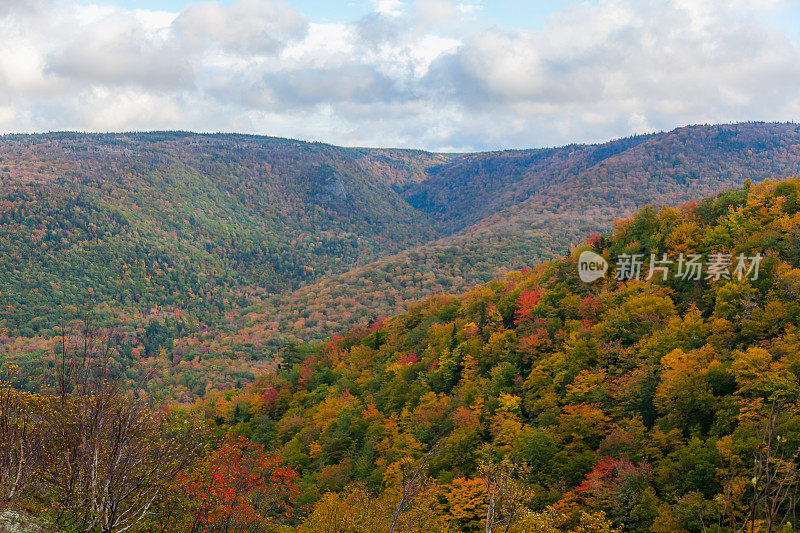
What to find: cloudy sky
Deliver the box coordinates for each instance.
[1,0,800,151]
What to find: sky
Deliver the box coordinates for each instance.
[1,0,800,151]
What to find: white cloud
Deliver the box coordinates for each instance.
[0,0,799,150]
[173,0,308,55]
[81,87,185,130]
[371,0,405,17]
[0,105,15,126]
[281,23,357,65]
[414,0,459,28]
[45,7,191,89]
[422,0,800,147]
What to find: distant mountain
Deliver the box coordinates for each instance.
[0,132,446,334]
[215,122,800,346]
[402,123,800,232]
[3,123,800,392]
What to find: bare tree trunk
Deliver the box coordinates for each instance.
[388,443,439,533]
[37,316,201,533]
[481,444,526,533]
[742,400,800,532]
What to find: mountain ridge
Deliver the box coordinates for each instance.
[3,122,800,395]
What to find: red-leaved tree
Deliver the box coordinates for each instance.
[513,288,542,325]
[186,435,299,533]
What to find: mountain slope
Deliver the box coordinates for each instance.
[203,176,800,531]
[0,132,445,334]
[200,122,800,346]
[4,123,800,393]
[402,123,800,232]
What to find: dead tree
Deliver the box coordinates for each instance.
[0,365,43,508]
[388,442,440,533]
[743,400,800,532]
[481,445,528,533]
[37,317,201,533]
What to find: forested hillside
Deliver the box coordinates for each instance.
[197,177,800,531]
[4,123,800,396]
[150,122,800,353]
[401,123,800,232]
[7,176,799,531]
[0,132,446,335]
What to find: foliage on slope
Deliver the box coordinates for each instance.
[201,177,800,531]
[403,123,800,232]
[5,124,800,399]
[0,132,442,336]
[176,122,800,348]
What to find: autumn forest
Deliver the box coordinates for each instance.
[3,123,800,531]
